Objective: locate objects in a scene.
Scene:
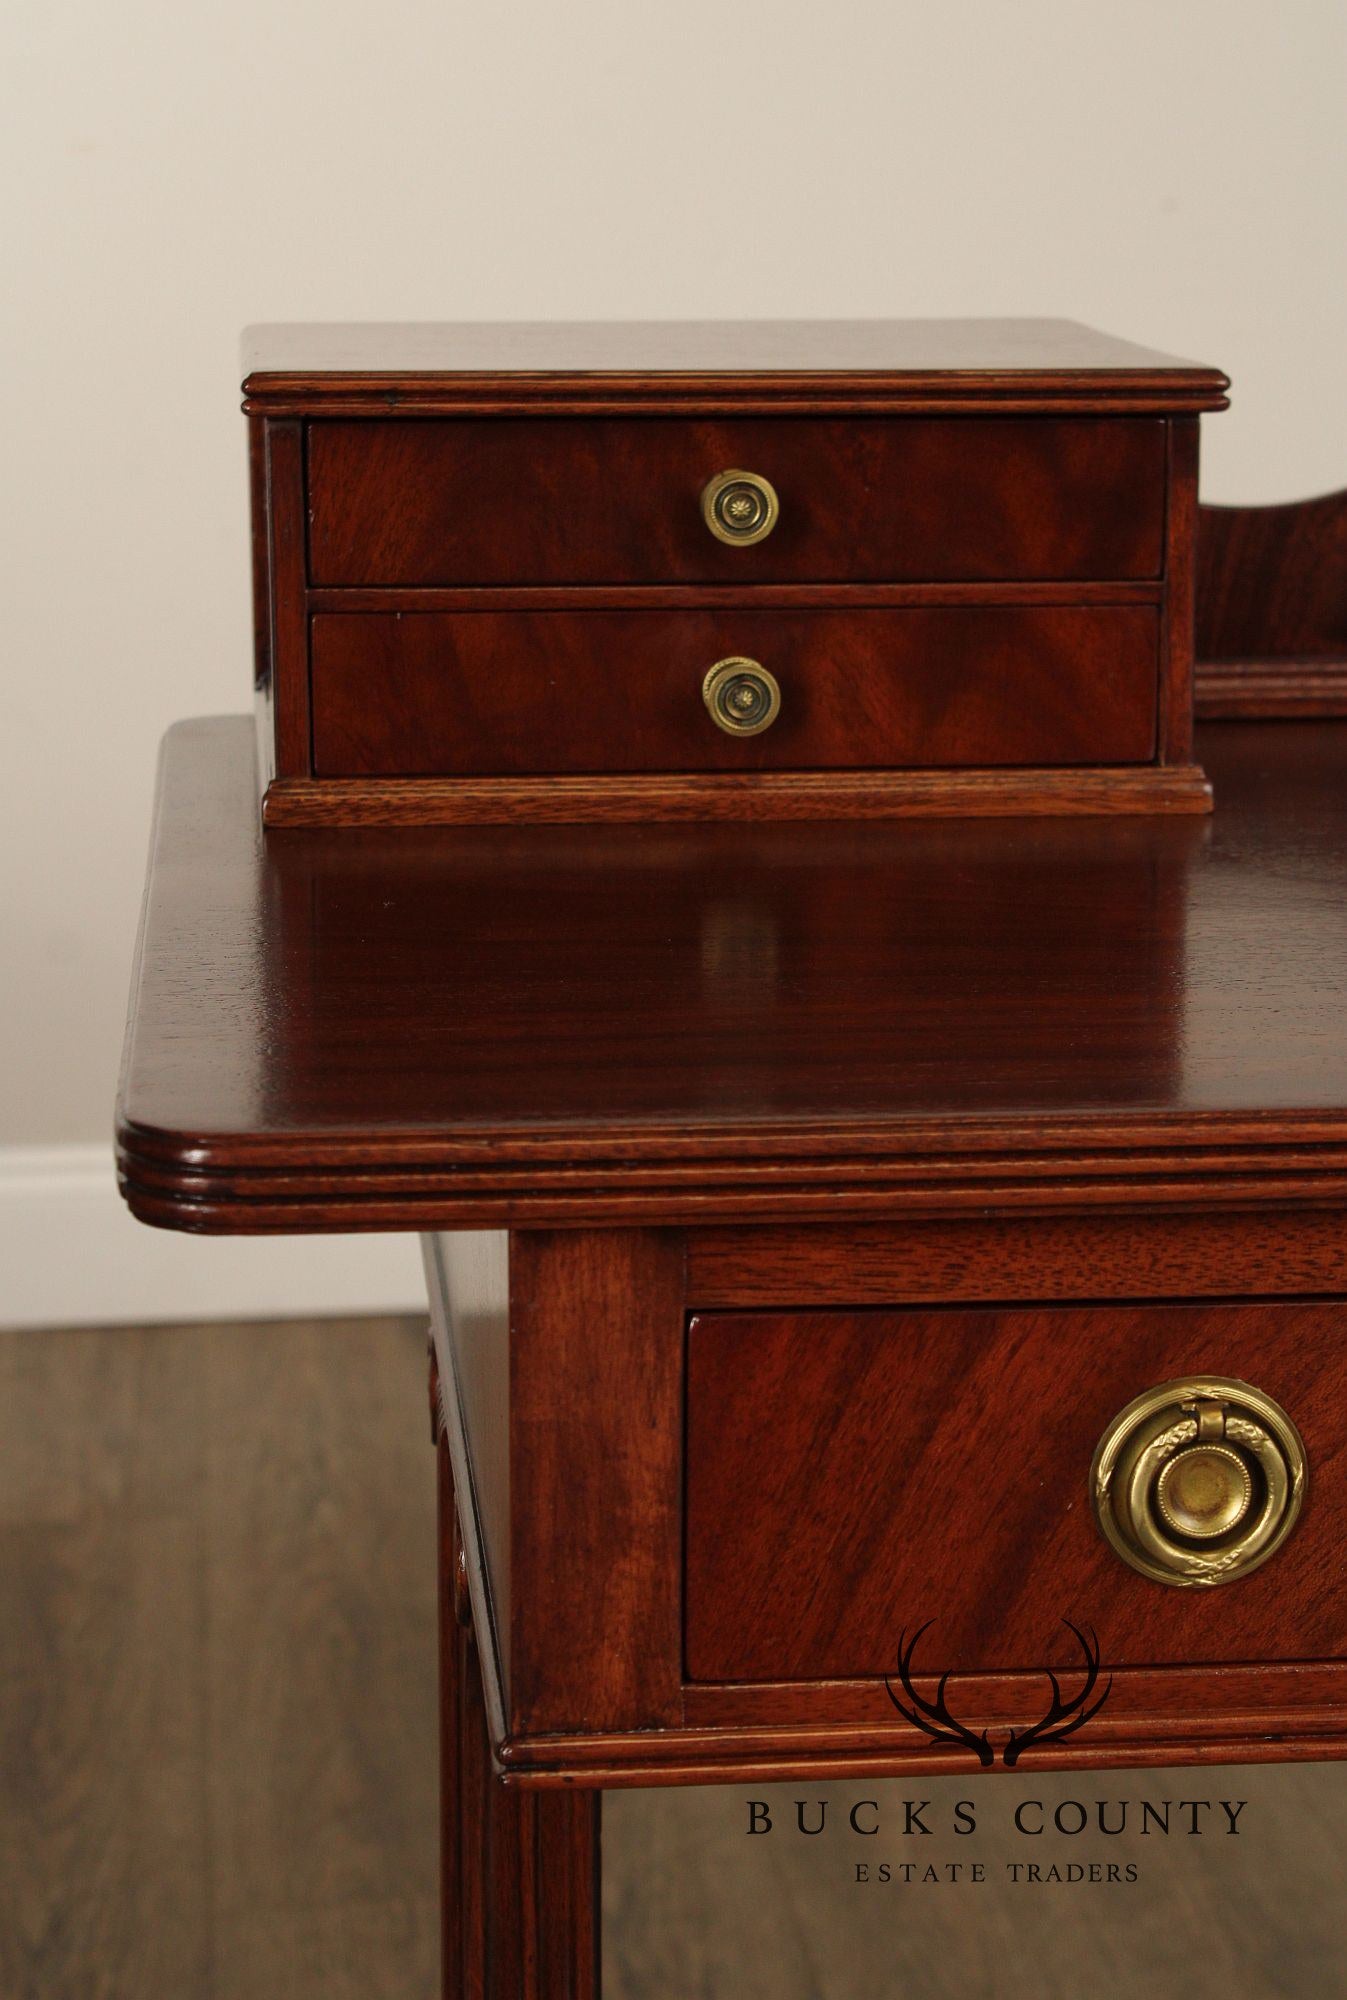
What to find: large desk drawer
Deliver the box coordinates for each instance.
[310,604,1159,776]
[684,1302,1345,1683]
[306,416,1167,588]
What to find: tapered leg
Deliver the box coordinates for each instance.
[435,1350,601,1998]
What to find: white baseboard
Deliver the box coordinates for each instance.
[0,1145,428,1331]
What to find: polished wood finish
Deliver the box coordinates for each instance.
[310,605,1160,777]
[118,717,1347,1231]
[1159,418,1200,761]
[263,763,1213,826]
[116,688,1347,1983]
[685,1209,1347,1307]
[241,317,1229,414]
[243,319,1225,821]
[306,583,1166,609]
[1198,660,1347,717]
[426,1228,687,1744]
[684,1301,1347,1682]
[307,417,1166,587]
[262,420,310,779]
[508,1232,684,1736]
[247,416,275,791]
[410,1213,1347,1791]
[1195,487,1347,717]
[429,1233,512,1691]
[435,1361,599,1997]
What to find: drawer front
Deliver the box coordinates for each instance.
[684,1302,1347,1682]
[310,605,1159,776]
[306,417,1167,587]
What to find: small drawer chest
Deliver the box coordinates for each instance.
[244,319,1228,825]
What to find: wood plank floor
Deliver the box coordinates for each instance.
[1,1314,1345,1998]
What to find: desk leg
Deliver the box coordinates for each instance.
[436,1376,601,1998]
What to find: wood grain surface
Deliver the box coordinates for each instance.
[307,417,1166,587]
[417,1216,1347,1790]
[685,1301,1347,1682]
[261,420,309,777]
[240,318,1229,417]
[435,1402,599,2000]
[0,1314,438,2000]
[504,1231,685,1736]
[1195,487,1347,719]
[1197,489,1347,668]
[309,605,1160,776]
[248,322,1221,820]
[685,1210,1347,1308]
[418,1220,1347,1792]
[119,718,1347,1230]
[602,1774,1347,2000]
[263,764,1212,827]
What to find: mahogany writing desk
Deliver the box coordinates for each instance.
[118,711,1347,1995]
[120,318,1344,1989]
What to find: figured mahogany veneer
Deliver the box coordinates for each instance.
[684,1301,1347,1683]
[244,318,1227,823]
[307,416,1166,587]
[310,604,1160,776]
[1195,487,1347,717]
[423,1216,1347,1795]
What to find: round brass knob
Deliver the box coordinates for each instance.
[701,469,779,546]
[1155,1443,1252,1540]
[1091,1377,1306,1588]
[703,658,781,737]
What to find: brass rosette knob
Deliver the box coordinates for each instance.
[702,658,781,737]
[700,469,779,546]
[1091,1377,1306,1588]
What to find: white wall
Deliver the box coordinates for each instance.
[2,0,1344,1317]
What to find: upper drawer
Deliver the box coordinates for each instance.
[306,416,1167,587]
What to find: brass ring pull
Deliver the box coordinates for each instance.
[701,469,779,546]
[703,658,781,737]
[1091,1377,1306,1588]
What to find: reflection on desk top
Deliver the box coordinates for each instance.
[116,718,1347,1231]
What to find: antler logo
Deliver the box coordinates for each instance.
[884,1623,995,1766]
[884,1621,1111,1768]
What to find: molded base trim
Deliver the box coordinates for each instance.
[1196,657,1347,718]
[263,763,1213,827]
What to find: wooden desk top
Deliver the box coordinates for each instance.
[117,718,1347,1231]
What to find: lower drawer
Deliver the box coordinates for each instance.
[684,1301,1347,1682]
[309,605,1159,776]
